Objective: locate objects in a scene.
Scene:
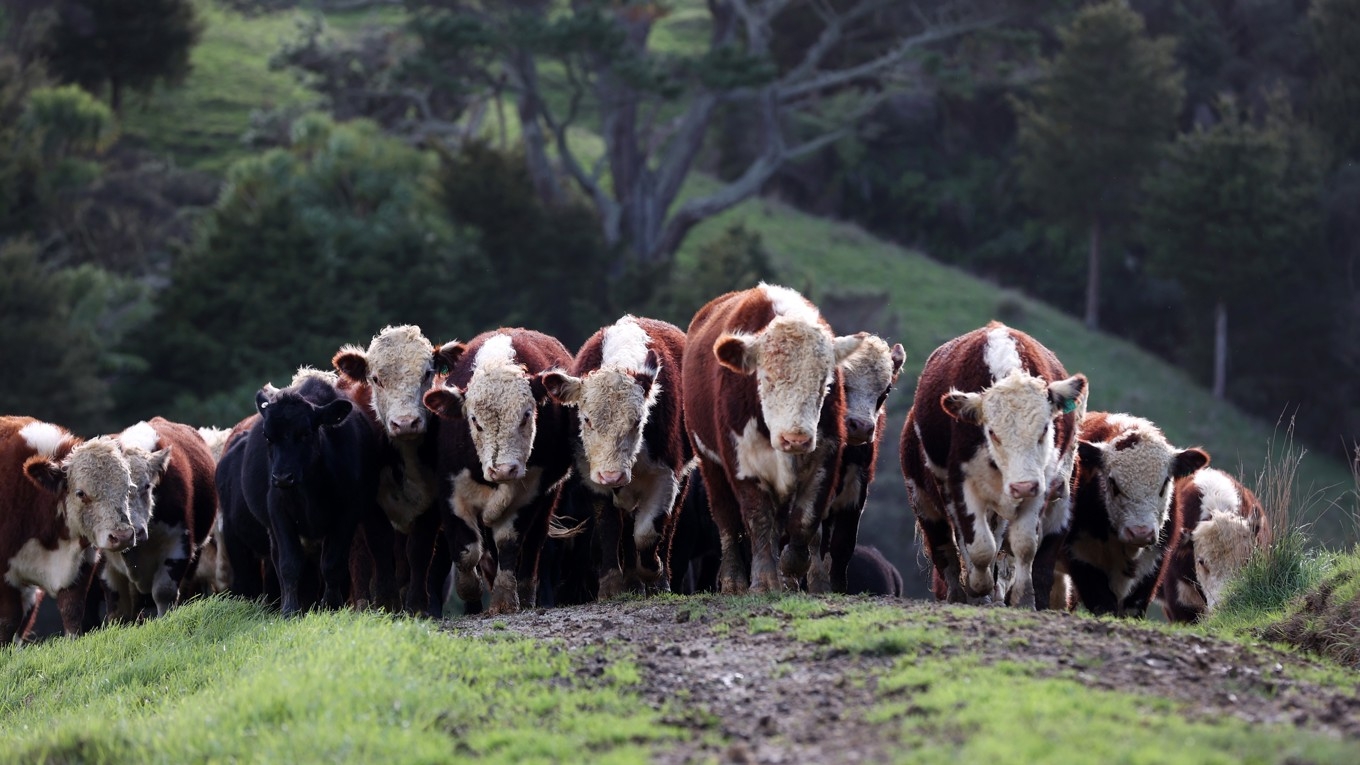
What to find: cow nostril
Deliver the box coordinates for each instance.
[1008,481,1039,499]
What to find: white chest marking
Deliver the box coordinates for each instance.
[6,537,86,592]
[732,418,797,499]
[449,466,545,530]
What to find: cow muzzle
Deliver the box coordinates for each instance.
[1008,481,1040,499]
[594,469,630,488]
[271,472,298,489]
[1119,525,1157,547]
[845,416,875,446]
[486,462,524,483]
[777,429,814,454]
[388,415,426,439]
[104,526,135,552]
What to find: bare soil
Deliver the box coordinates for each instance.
[446,597,1360,764]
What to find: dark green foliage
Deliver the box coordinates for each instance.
[1310,0,1360,160]
[657,224,776,327]
[119,115,476,426]
[0,239,110,431]
[41,0,203,112]
[434,141,617,349]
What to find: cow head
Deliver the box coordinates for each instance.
[333,325,440,441]
[256,384,354,489]
[1076,420,1209,547]
[715,318,866,454]
[1190,507,1260,612]
[23,437,137,552]
[424,355,545,484]
[839,337,905,446]
[942,369,1087,508]
[119,444,173,545]
[541,350,660,487]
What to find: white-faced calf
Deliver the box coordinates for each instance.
[1064,412,1210,617]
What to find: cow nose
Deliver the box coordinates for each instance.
[488,463,522,482]
[1008,481,1039,499]
[595,470,627,487]
[778,431,813,453]
[1120,525,1156,546]
[389,416,424,437]
[845,416,874,445]
[108,527,134,551]
[271,473,297,488]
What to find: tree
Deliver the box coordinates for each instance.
[1310,0,1360,160]
[409,0,1015,272]
[1012,2,1182,329]
[41,0,202,113]
[1141,96,1322,400]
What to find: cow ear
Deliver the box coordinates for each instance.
[540,370,583,406]
[148,446,173,478]
[332,346,369,382]
[255,385,279,416]
[315,399,353,429]
[1076,440,1105,470]
[833,332,869,364]
[889,343,906,381]
[435,341,466,377]
[714,333,757,374]
[940,390,983,425]
[1048,374,1087,417]
[424,387,465,420]
[23,456,66,496]
[1172,447,1210,479]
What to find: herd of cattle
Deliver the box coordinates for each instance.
[0,283,1272,644]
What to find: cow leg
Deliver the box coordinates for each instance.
[55,558,97,637]
[907,475,967,602]
[1004,503,1042,609]
[488,514,523,615]
[268,511,307,616]
[0,585,24,645]
[1121,564,1161,618]
[631,470,679,594]
[805,526,831,593]
[102,566,136,623]
[224,533,264,601]
[827,505,863,594]
[1031,530,1065,611]
[445,511,485,616]
[514,490,556,611]
[152,550,192,618]
[1068,559,1119,616]
[736,482,782,594]
[403,509,440,615]
[958,484,998,599]
[360,511,401,612]
[697,460,749,593]
[594,492,626,599]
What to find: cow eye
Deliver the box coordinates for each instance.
[1038,424,1049,445]
[75,489,88,500]
[1109,477,1121,497]
[988,429,1001,446]
[470,415,483,433]
[371,376,383,388]
[423,369,434,382]
[521,411,531,427]
[582,416,593,430]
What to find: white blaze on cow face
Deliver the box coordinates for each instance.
[335,325,438,440]
[543,317,658,488]
[23,437,137,552]
[1077,416,1210,547]
[715,316,864,455]
[839,336,905,446]
[942,369,1086,509]
[462,335,539,483]
[118,444,172,545]
[1189,469,1259,611]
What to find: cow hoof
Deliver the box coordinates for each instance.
[718,575,748,594]
[487,589,519,615]
[598,570,626,599]
[778,545,811,579]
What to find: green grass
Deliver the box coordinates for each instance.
[778,597,1359,765]
[118,2,323,173]
[1203,530,1340,636]
[0,598,673,764]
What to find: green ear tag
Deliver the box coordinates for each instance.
[1061,399,1077,414]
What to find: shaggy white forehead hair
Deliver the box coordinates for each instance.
[601,316,650,370]
[839,335,893,393]
[291,365,339,387]
[1193,468,1241,514]
[1099,418,1178,494]
[364,325,432,371]
[466,334,531,417]
[977,369,1052,437]
[65,437,133,493]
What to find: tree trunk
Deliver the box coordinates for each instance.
[1213,300,1227,400]
[1084,217,1101,330]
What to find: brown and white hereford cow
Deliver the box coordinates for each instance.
[683,284,866,593]
[333,325,445,615]
[1,417,137,642]
[423,328,574,614]
[541,316,693,597]
[188,426,232,596]
[101,418,218,621]
[1156,467,1269,622]
[1064,412,1210,617]
[810,335,905,593]
[900,322,1086,608]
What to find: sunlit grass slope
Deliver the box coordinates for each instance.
[0,598,670,764]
